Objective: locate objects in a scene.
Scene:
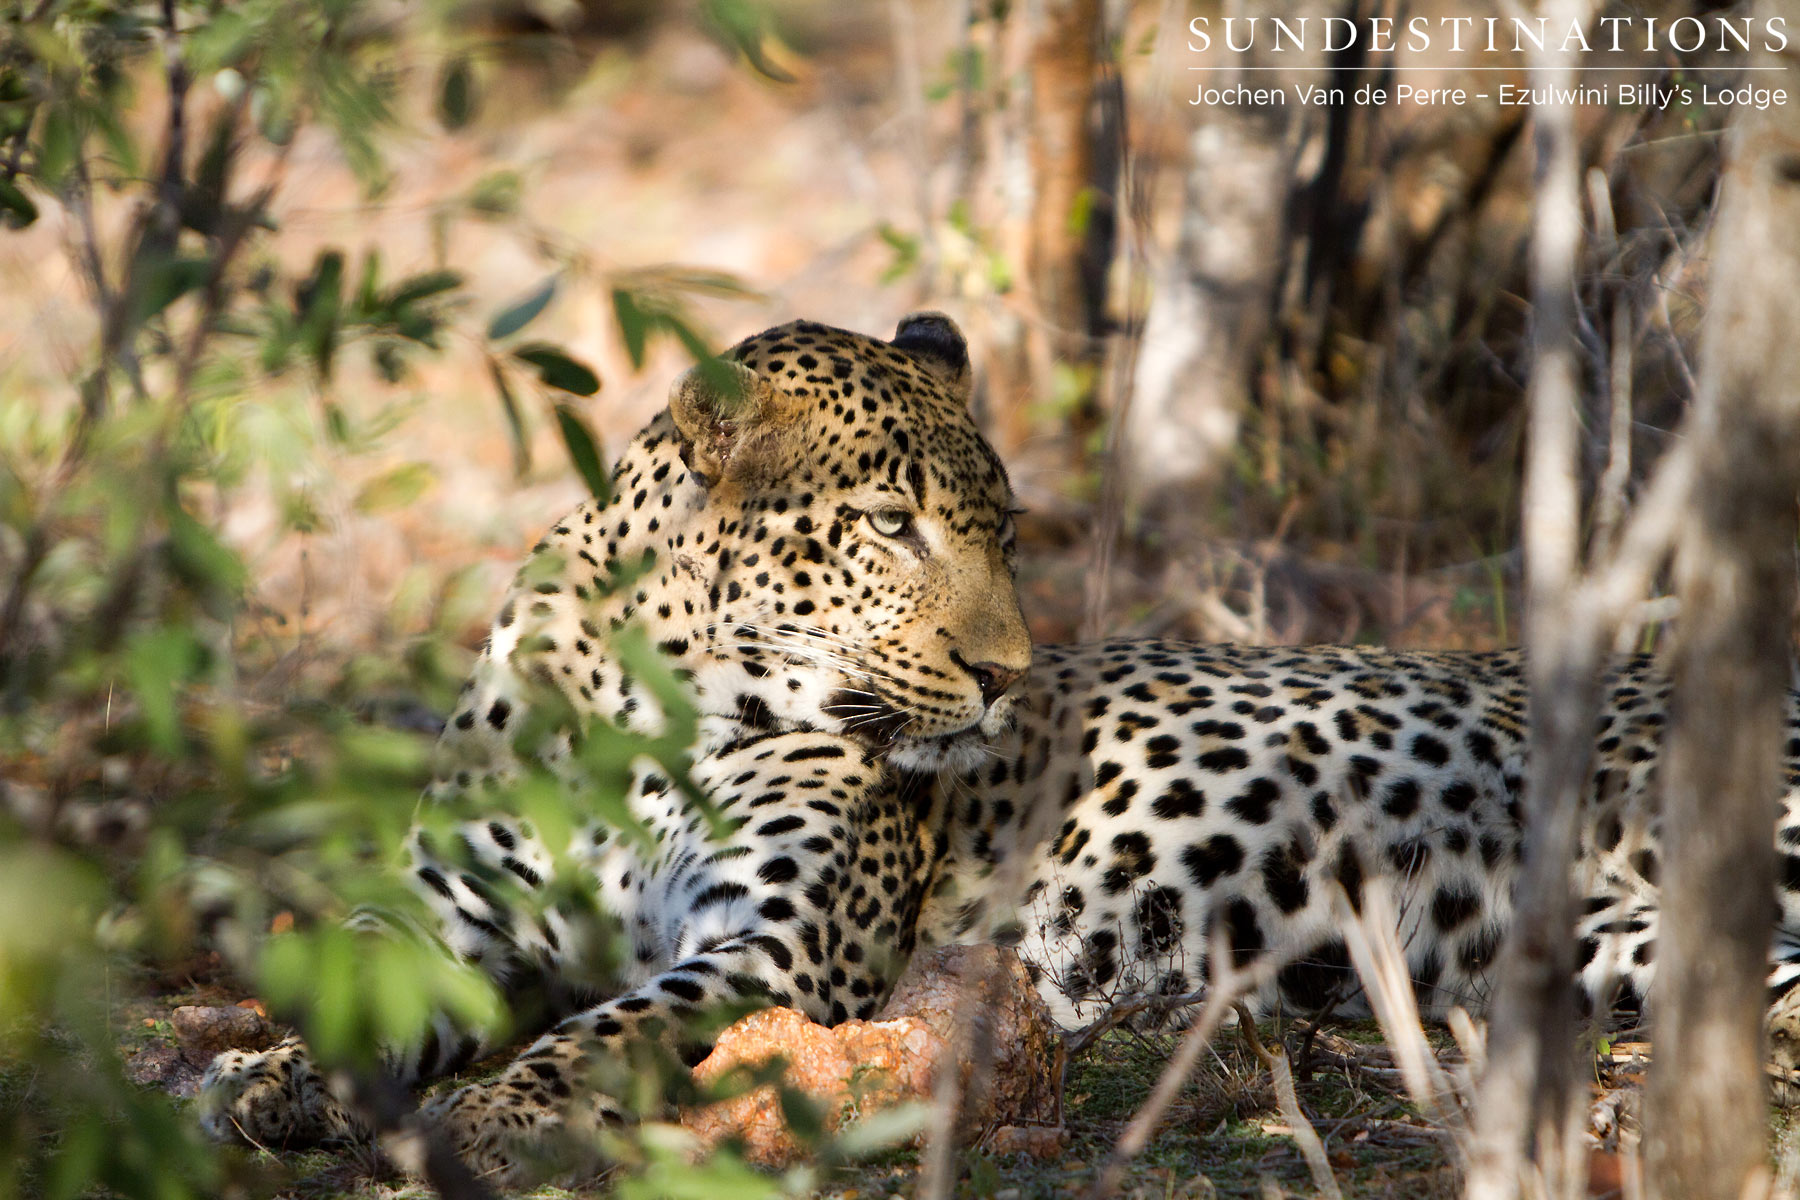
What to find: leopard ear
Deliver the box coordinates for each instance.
[891,311,972,401]
[668,359,785,484]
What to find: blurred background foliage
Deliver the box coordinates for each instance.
[0,0,1737,1194]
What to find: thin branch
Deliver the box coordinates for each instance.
[1234,1002,1343,1200]
[153,0,190,255]
[1588,167,1632,557]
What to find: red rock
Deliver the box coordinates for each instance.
[680,945,1061,1167]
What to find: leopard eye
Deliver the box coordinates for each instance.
[866,510,914,539]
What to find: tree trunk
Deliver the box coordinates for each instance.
[1016,0,1115,462]
[1464,16,1599,1192]
[1643,10,1800,1194]
[1122,106,1288,513]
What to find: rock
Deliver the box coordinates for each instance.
[170,1005,272,1066]
[985,1123,1069,1157]
[680,945,1061,1167]
[125,1043,204,1097]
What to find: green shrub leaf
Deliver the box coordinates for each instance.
[354,463,436,513]
[436,56,477,131]
[514,342,600,396]
[612,287,649,367]
[488,276,557,340]
[387,268,463,308]
[554,403,610,503]
[0,176,37,228]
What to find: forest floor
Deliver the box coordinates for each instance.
[113,971,1800,1198]
[120,964,1470,1200]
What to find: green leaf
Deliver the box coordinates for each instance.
[125,628,202,755]
[611,287,648,368]
[487,276,556,341]
[464,169,521,219]
[257,933,310,1017]
[0,175,36,228]
[44,1110,103,1200]
[184,10,255,73]
[621,265,760,299]
[513,342,600,396]
[372,341,406,382]
[355,249,382,315]
[37,104,80,187]
[833,1101,931,1155]
[663,316,736,396]
[368,938,433,1049]
[553,404,609,504]
[702,0,797,83]
[776,1084,826,1145]
[297,250,346,378]
[1067,184,1096,237]
[486,357,531,478]
[253,82,297,145]
[387,269,463,308]
[136,255,212,322]
[436,56,477,131]
[354,463,436,513]
[86,98,137,177]
[877,223,920,285]
[167,507,247,605]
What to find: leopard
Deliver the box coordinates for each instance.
[200,311,1800,1182]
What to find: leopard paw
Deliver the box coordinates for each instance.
[197,1036,361,1148]
[422,1073,612,1185]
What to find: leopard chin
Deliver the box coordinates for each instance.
[886,695,1016,773]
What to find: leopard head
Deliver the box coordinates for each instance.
[659,312,1032,770]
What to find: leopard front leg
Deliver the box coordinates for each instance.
[421,732,932,1183]
[198,811,583,1152]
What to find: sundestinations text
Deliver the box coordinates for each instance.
[1186,15,1789,54]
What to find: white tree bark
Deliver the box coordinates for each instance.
[1642,9,1800,1193]
[1123,111,1290,504]
[1464,10,1599,1189]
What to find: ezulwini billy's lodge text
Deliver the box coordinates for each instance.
[1190,79,1789,109]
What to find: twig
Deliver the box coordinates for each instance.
[1587,167,1633,557]
[1271,1040,1344,1198]
[1335,887,1468,1141]
[1063,984,1210,1057]
[948,0,979,213]
[153,0,190,255]
[1079,0,1159,643]
[1234,1002,1343,1200]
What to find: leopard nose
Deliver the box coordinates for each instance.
[964,660,1024,705]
